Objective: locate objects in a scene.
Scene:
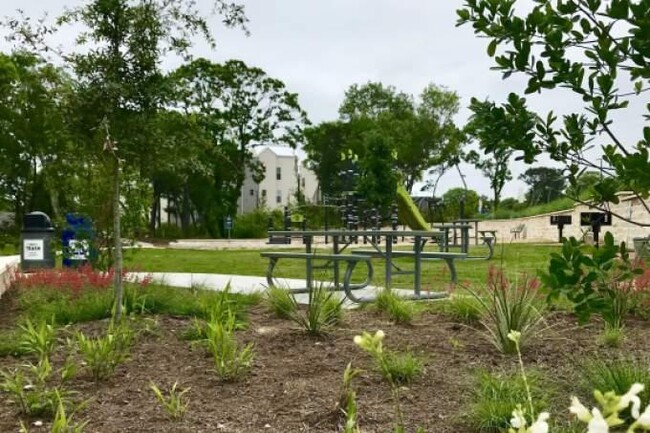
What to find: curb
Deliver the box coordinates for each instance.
[0,255,20,298]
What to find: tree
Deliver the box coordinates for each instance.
[519,167,566,205]
[6,0,248,319]
[356,131,398,214]
[464,94,538,210]
[340,81,462,192]
[441,188,480,221]
[565,171,611,199]
[457,0,650,225]
[167,58,308,235]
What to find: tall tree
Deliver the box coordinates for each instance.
[464,94,537,210]
[519,167,566,205]
[6,0,248,319]
[458,0,650,225]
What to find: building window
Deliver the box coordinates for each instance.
[249,189,254,196]
[261,189,266,197]
[276,190,282,204]
[276,167,281,180]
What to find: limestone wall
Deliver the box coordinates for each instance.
[476,194,650,245]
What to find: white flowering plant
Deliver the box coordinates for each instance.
[507,330,650,433]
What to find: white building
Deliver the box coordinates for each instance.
[238,145,319,214]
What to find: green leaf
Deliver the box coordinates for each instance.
[487,39,497,57]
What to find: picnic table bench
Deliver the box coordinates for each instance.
[350,250,466,284]
[259,251,373,295]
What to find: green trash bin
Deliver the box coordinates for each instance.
[20,211,56,272]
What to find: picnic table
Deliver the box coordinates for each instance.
[262,229,466,303]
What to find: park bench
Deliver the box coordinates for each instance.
[510,224,526,240]
[350,249,466,284]
[259,252,373,296]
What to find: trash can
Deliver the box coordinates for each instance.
[20,211,56,271]
[62,213,95,268]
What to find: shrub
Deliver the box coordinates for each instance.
[467,267,547,354]
[578,358,650,422]
[374,288,417,325]
[541,233,642,332]
[205,312,254,381]
[233,209,283,239]
[468,369,547,432]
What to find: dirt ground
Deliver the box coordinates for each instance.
[1,294,650,433]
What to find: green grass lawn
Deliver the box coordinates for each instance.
[128,242,561,291]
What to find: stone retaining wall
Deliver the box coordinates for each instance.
[477,193,650,245]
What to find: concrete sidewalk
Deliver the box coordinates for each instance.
[127,271,389,306]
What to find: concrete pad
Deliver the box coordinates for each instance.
[126,271,446,308]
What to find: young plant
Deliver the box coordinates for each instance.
[466,267,547,354]
[150,381,190,420]
[578,358,650,423]
[444,290,482,324]
[374,288,417,324]
[50,389,88,433]
[265,285,298,319]
[338,362,363,413]
[541,233,642,334]
[205,311,254,381]
[353,330,424,432]
[18,318,57,362]
[274,283,345,335]
[0,358,75,417]
[75,321,134,381]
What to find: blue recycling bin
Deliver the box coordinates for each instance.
[62,214,96,268]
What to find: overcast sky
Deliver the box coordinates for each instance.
[1,0,645,201]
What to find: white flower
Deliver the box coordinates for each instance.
[635,404,650,428]
[353,335,363,346]
[507,330,521,343]
[376,330,385,340]
[529,412,549,433]
[587,408,608,433]
[618,383,644,414]
[570,396,592,423]
[510,408,527,429]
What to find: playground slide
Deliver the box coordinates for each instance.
[396,185,430,231]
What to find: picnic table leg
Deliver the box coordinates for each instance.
[265,257,279,287]
[443,258,458,283]
[484,237,495,260]
[414,236,422,297]
[385,235,393,288]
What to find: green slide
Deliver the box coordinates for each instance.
[396,184,430,230]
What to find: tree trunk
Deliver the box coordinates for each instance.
[113,156,123,321]
[149,181,158,235]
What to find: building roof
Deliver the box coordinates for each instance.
[254,145,296,158]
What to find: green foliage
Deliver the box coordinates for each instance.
[74,321,135,381]
[457,0,650,220]
[467,268,547,354]
[468,369,547,432]
[378,351,423,386]
[0,330,25,357]
[374,288,417,325]
[442,188,480,221]
[578,358,650,423]
[205,312,254,381]
[50,389,88,433]
[465,94,536,210]
[150,381,190,421]
[0,357,76,418]
[265,285,298,319]
[299,285,345,335]
[519,167,567,206]
[444,292,482,324]
[233,209,282,239]
[18,319,57,362]
[540,233,642,330]
[339,362,363,415]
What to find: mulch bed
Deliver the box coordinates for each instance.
[1,293,650,433]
